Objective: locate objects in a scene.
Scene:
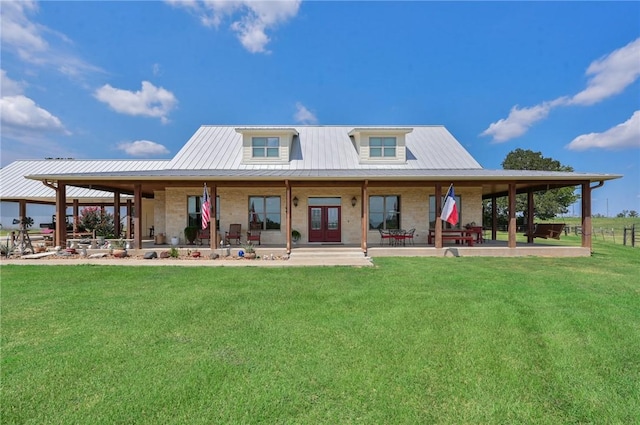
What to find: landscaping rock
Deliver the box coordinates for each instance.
[88,253,108,259]
[209,253,219,260]
[159,251,170,258]
[144,251,158,259]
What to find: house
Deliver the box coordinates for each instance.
[5,125,621,256]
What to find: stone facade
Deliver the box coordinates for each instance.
[155,185,483,246]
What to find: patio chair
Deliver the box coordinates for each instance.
[378,228,393,246]
[225,224,242,245]
[395,228,415,246]
[247,230,261,245]
[197,226,210,245]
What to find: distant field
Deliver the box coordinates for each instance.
[539,217,639,246]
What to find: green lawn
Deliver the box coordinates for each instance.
[2,240,639,424]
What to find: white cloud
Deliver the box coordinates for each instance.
[480,98,565,143]
[167,0,301,53]
[294,102,318,124]
[569,38,640,106]
[117,140,170,157]
[0,1,102,78]
[566,111,640,151]
[482,37,640,143]
[94,81,178,124]
[0,94,68,136]
[1,69,26,96]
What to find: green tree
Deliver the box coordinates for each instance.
[78,207,117,237]
[485,149,580,224]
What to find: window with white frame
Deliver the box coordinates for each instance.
[248,196,281,230]
[252,137,279,158]
[369,137,396,158]
[369,195,400,230]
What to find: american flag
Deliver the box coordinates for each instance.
[201,184,211,230]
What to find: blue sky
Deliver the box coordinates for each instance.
[1,0,639,217]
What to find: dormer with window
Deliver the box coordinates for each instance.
[237,128,298,164]
[348,128,412,164]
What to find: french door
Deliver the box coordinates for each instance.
[308,206,341,243]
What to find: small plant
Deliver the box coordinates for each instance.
[111,239,127,249]
[0,243,9,256]
[292,229,301,242]
[169,247,179,258]
[184,226,198,244]
[244,242,256,254]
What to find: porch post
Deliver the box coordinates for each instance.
[72,199,79,236]
[581,182,592,251]
[126,199,133,239]
[491,195,497,241]
[56,182,67,248]
[133,184,142,249]
[435,183,442,249]
[286,180,291,254]
[18,199,26,227]
[508,183,517,248]
[114,191,121,238]
[361,180,368,253]
[211,183,218,249]
[526,190,534,244]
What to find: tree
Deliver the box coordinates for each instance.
[485,149,580,224]
[78,207,117,237]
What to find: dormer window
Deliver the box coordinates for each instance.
[370,137,396,158]
[348,127,412,164]
[252,137,279,158]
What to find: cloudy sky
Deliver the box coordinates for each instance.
[1,1,639,216]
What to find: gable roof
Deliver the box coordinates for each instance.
[168,126,483,171]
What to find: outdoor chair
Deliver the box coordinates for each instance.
[247,230,261,245]
[395,228,415,246]
[225,224,242,245]
[378,228,393,246]
[197,226,210,245]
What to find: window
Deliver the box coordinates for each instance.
[188,195,220,228]
[248,196,281,230]
[369,195,400,230]
[370,137,396,158]
[429,195,461,229]
[252,137,279,158]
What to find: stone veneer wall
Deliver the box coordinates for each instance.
[157,185,483,245]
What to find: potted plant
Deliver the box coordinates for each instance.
[111,239,127,258]
[184,226,198,244]
[243,242,257,259]
[292,229,301,244]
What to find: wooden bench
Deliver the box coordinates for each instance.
[442,235,474,246]
[524,223,565,240]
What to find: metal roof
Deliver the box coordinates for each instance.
[1,159,168,201]
[167,125,484,171]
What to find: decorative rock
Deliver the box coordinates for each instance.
[144,251,158,259]
[209,253,219,260]
[88,253,108,258]
[112,249,128,258]
[159,251,171,258]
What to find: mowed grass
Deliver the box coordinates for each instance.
[2,241,639,424]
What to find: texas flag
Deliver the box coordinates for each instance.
[440,185,459,226]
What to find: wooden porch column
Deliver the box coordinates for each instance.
[211,184,218,250]
[126,199,133,239]
[361,180,368,253]
[286,180,292,254]
[435,183,443,249]
[491,195,497,241]
[134,184,142,249]
[18,199,26,226]
[508,183,517,248]
[56,182,67,248]
[526,190,534,244]
[72,199,79,236]
[582,182,592,251]
[114,191,121,238]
